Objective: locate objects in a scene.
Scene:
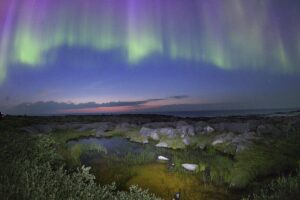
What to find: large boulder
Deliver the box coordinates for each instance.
[202,126,215,134]
[195,121,208,133]
[177,125,195,137]
[139,127,153,136]
[212,132,235,145]
[139,127,160,140]
[158,128,177,138]
[93,122,115,137]
[256,124,280,136]
[150,131,160,140]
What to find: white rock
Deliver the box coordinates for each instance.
[182,163,198,171]
[204,126,215,133]
[158,156,169,161]
[212,139,224,145]
[155,142,168,148]
[182,137,190,145]
[150,131,160,140]
[142,139,149,144]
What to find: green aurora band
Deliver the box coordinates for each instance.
[0,0,300,83]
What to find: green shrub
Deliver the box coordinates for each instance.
[0,131,161,200]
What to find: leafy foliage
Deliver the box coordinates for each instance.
[0,131,161,200]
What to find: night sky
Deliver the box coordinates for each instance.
[0,0,300,115]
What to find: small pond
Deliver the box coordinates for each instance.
[67,137,240,200]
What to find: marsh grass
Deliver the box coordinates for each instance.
[51,129,96,144]
[242,166,300,200]
[229,133,300,188]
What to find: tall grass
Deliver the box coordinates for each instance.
[243,166,300,200]
[229,133,300,188]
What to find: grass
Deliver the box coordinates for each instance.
[126,163,234,200]
[51,129,96,144]
[159,136,186,149]
[229,133,300,188]
[242,165,300,200]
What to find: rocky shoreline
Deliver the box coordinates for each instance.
[19,113,300,155]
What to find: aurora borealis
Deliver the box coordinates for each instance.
[1,0,300,114]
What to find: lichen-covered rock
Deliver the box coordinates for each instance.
[158,128,177,138]
[139,127,153,136]
[177,125,195,137]
[212,132,235,145]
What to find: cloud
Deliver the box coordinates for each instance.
[3,98,166,115]
[168,95,189,99]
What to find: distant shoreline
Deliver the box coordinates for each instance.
[4,107,300,118]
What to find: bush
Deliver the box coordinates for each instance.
[0,131,161,200]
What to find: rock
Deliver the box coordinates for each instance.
[177,125,195,136]
[21,127,39,134]
[212,132,235,145]
[198,143,206,150]
[95,128,105,137]
[257,124,279,136]
[156,142,168,148]
[139,127,160,140]
[203,126,215,133]
[115,122,135,132]
[182,163,198,171]
[93,122,115,137]
[195,121,208,132]
[212,139,224,145]
[173,192,180,200]
[33,124,53,133]
[159,128,177,138]
[142,138,149,144]
[158,156,169,161]
[150,131,160,140]
[182,136,190,145]
[232,132,256,143]
[139,127,153,136]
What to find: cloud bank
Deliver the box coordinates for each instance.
[3,95,189,115]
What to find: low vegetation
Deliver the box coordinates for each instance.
[0,129,161,200]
